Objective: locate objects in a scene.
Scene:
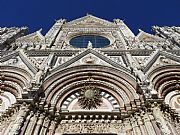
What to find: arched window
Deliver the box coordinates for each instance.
[69,35,110,48]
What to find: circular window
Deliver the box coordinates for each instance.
[69,35,110,48]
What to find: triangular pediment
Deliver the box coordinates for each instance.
[143,50,180,74]
[64,15,116,27]
[51,49,129,73]
[0,50,39,75]
[136,29,164,42]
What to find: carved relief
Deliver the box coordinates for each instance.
[4,58,18,65]
[153,105,171,135]
[159,56,178,64]
[110,56,124,65]
[32,57,46,65]
[56,122,123,134]
[134,56,149,67]
[82,55,96,64]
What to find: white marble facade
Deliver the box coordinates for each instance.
[0,15,180,135]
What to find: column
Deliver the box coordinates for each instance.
[24,111,39,135]
[142,112,156,135]
[138,111,148,135]
[20,111,33,135]
[124,118,132,135]
[39,117,50,135]
[33,113,45,135]
[130,115,141,135]
[47,118,58,135]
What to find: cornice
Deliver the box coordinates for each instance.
[13,49,180,57]
[101,49,154,56]
[3,49,180,58]
[26,49,80,56]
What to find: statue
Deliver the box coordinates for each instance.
[113,19,123,23]
[87,41,93,49]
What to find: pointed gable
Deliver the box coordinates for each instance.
[0,50,39,75]
[64,14,116,27]
[136,29,164,42]
[143,50,180,74]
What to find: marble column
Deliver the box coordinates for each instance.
[20,111,33,135]
[33,113,45,135]
[137,113,148,135]
[39,117,50,135]
[47,118,58,135]
[24,111,39,135]
[142,112,157,135]
[130,115,141,135]
[124,118,132,135]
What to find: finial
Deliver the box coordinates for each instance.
[86,13,91,16]
[55,19,66,23]
[138,29,143,32]
[38,28,42,32]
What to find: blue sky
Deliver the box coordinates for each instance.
[0,0,180,35]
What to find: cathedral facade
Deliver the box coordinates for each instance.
[0,15,180,135]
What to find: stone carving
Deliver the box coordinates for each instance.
[0,27,28,50]
[110,56,121,63]
[87,41,93,49]
[159,56,178,65]
[1,15,180,135]
[78,84,102,109]
[2,58,18,65]
[84,56,95,64]
[56,19,66,23]
[152,103,171,135]
[114,19,123,23]
[134,56,149,67]
[153,26,180,46]
[33,57,45,65]
[174,122,180,135]
[56,122,122,134]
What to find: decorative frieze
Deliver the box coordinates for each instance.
[56,122,123,134]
